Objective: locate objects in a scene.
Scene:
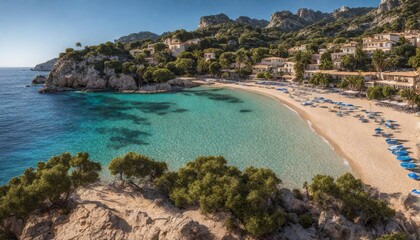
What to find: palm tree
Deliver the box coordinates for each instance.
[372,49,386,72]
[400,88,417,108]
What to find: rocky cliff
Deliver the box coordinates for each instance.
[6,183,420,240]
[32,58,58,71]
[266,9,328,30]
[198,13,233,28]
[41,55,200,93]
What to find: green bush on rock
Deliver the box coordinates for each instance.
[0,152,101,220]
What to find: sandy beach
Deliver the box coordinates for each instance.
[212,82,420,195]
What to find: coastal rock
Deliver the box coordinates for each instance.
[32,75,47,84]
[16,184,228,240]
[278,224,316,240]
[32,58,58,72]
[279,189,307,214]
[108,74,137,90]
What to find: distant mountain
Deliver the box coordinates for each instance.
[115,31,160,44]
[31,58,58,71]
[266,7,374,31]
[235,16,269,29]
[198,13,269,29]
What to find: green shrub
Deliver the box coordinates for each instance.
[298,213,314,228]
[292,188,303,200]
[377,233,408,240]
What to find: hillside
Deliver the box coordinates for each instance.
[115,31,160,44]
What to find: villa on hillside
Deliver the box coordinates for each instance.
[204,52,216,61]
[288,44,308,54]
[261,57,287,68]
[164,38,201,57]
[147,44,156,55]
[252,63,271,74]
[129,49,143,57]
[362,32,420,54]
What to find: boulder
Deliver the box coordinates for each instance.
[32,75,47,84]
[279,189,307,214]
[108,74,137,90]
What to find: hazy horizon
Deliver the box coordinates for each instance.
[0,0,380,67]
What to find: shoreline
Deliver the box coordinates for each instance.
[217,84,365,180]
[212,82,419,195]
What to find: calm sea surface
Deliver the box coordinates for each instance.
[0,67,352,187]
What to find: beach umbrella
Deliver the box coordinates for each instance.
[408,172,420,180]
[412,189,420,195]
[397,155,411,161]
[387,140,399,145]
[375,128,382,131]
[392,150,408,156]
[401,162,416,169]
[388,145,404,151]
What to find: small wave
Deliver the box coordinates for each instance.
[306,120,315,132]
[321,136,335,150]
[343,159,350,166]
[284,105,298,115]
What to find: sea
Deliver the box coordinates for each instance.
[0,67,352,187]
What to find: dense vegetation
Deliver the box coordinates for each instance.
[0,153,101,220]
[309,173,395,225]
[106,152,395,237]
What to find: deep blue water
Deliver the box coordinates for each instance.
[0,68,352,187]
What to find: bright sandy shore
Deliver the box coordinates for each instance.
[211,82,420,195]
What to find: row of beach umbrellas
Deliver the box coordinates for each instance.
[385,134,420,195]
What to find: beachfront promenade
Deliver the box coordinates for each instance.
[213,81,420,195]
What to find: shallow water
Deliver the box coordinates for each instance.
[0,68,352,187]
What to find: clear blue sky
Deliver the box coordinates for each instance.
[0,0,380,67]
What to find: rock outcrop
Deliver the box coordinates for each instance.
[377,0,402,14]
[235,16,269,29]
[40,56,201,94]
[198,14,269,29]
[32,58,58,72]
[13,183,229,240]
[32,75,47,84]
[7,184,420,240]
[266,9,328,30]
[198,13,233,28]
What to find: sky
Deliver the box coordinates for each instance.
[0,0,380,67]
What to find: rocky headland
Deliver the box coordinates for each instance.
[39,54,201,94]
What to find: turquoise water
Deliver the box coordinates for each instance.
[0,68,352,187]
